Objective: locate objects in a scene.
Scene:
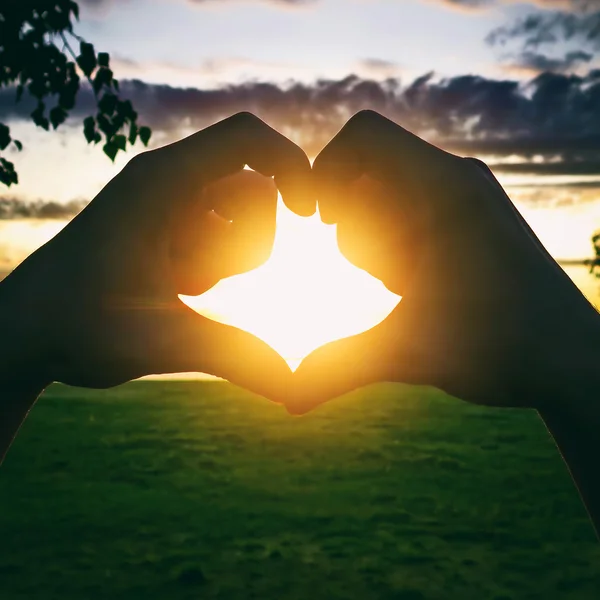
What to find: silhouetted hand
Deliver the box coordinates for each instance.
[288,110,600,414]
[0,112,313,400]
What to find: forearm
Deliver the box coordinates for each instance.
[0,376,48,464]
[0,273,52,464]
[534,326,600,537]
[539,400,600,537]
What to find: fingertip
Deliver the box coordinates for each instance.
[284,404,307,417]
[284,394,323,416]
[277,176,317,217]
[317,201,338,225]
[283,193,317,217]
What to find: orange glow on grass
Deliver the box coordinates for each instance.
[181,197,401,370]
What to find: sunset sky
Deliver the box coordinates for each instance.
[1,0,599,206]
[1,0,600,367]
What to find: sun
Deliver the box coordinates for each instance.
[180,196,401,370]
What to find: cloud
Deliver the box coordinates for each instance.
[500,49,594,75]
[81,0,315,6]
[355,58,404,78]
[186,0,316,4]
[436,0,600,11]
[77,0,126,16]
[1,68,599,165]
[488,10,600,50]
[109,55,402,89]
[0,198,87,219]
[436,1,600,67]
[78,0,316,16]
[109,55,306,87]
[433,0,495,10]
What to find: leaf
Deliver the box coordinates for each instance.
[117,99,136,121]
[96,113,113,136]
[98,52,110,68]
[103,141,119,162]
[92,68,113,95]
[128,123,138,145]
[58,89,77,111]
[0,158,18,186]
[98,93,118,115]
[77,42,97,78]
[139,126,152,146]
[13,140,23,151]
[83,116,97,143]
[113,134,127,151]
[0,124,11,151]
[80,41,95,58]
[50,106,67,129]
[31,103,50,131]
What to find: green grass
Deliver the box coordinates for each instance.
[1,381,599,600]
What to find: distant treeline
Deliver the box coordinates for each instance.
[0,198,87,219]
[559,259,592,266]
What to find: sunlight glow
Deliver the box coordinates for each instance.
[181,197,401,370]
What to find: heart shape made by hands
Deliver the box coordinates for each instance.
[182,173,400,371]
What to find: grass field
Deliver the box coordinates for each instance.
[1,381,599,600]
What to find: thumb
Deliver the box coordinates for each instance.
[287,306,432,415]
[139,305,293,403]
[287,326,389,415]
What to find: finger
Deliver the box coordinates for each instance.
[169,171,278,295]
[312,110,464,224]
[169,209,233,295]
[287,304,440,415]
[312,110,409,224]
[160,112,315,216]
[334,175,417,294]
[336,218,410,296]
[207,170,278,276]
[140,304,293,403]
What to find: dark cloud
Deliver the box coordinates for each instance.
[444,0,600,71]
[487,2,600,58]
[1,68,599,165]
[0,198,87,219]
[505,49,593,74]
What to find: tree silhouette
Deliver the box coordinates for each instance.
[0,1,151,186]
[586,232,600,277]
